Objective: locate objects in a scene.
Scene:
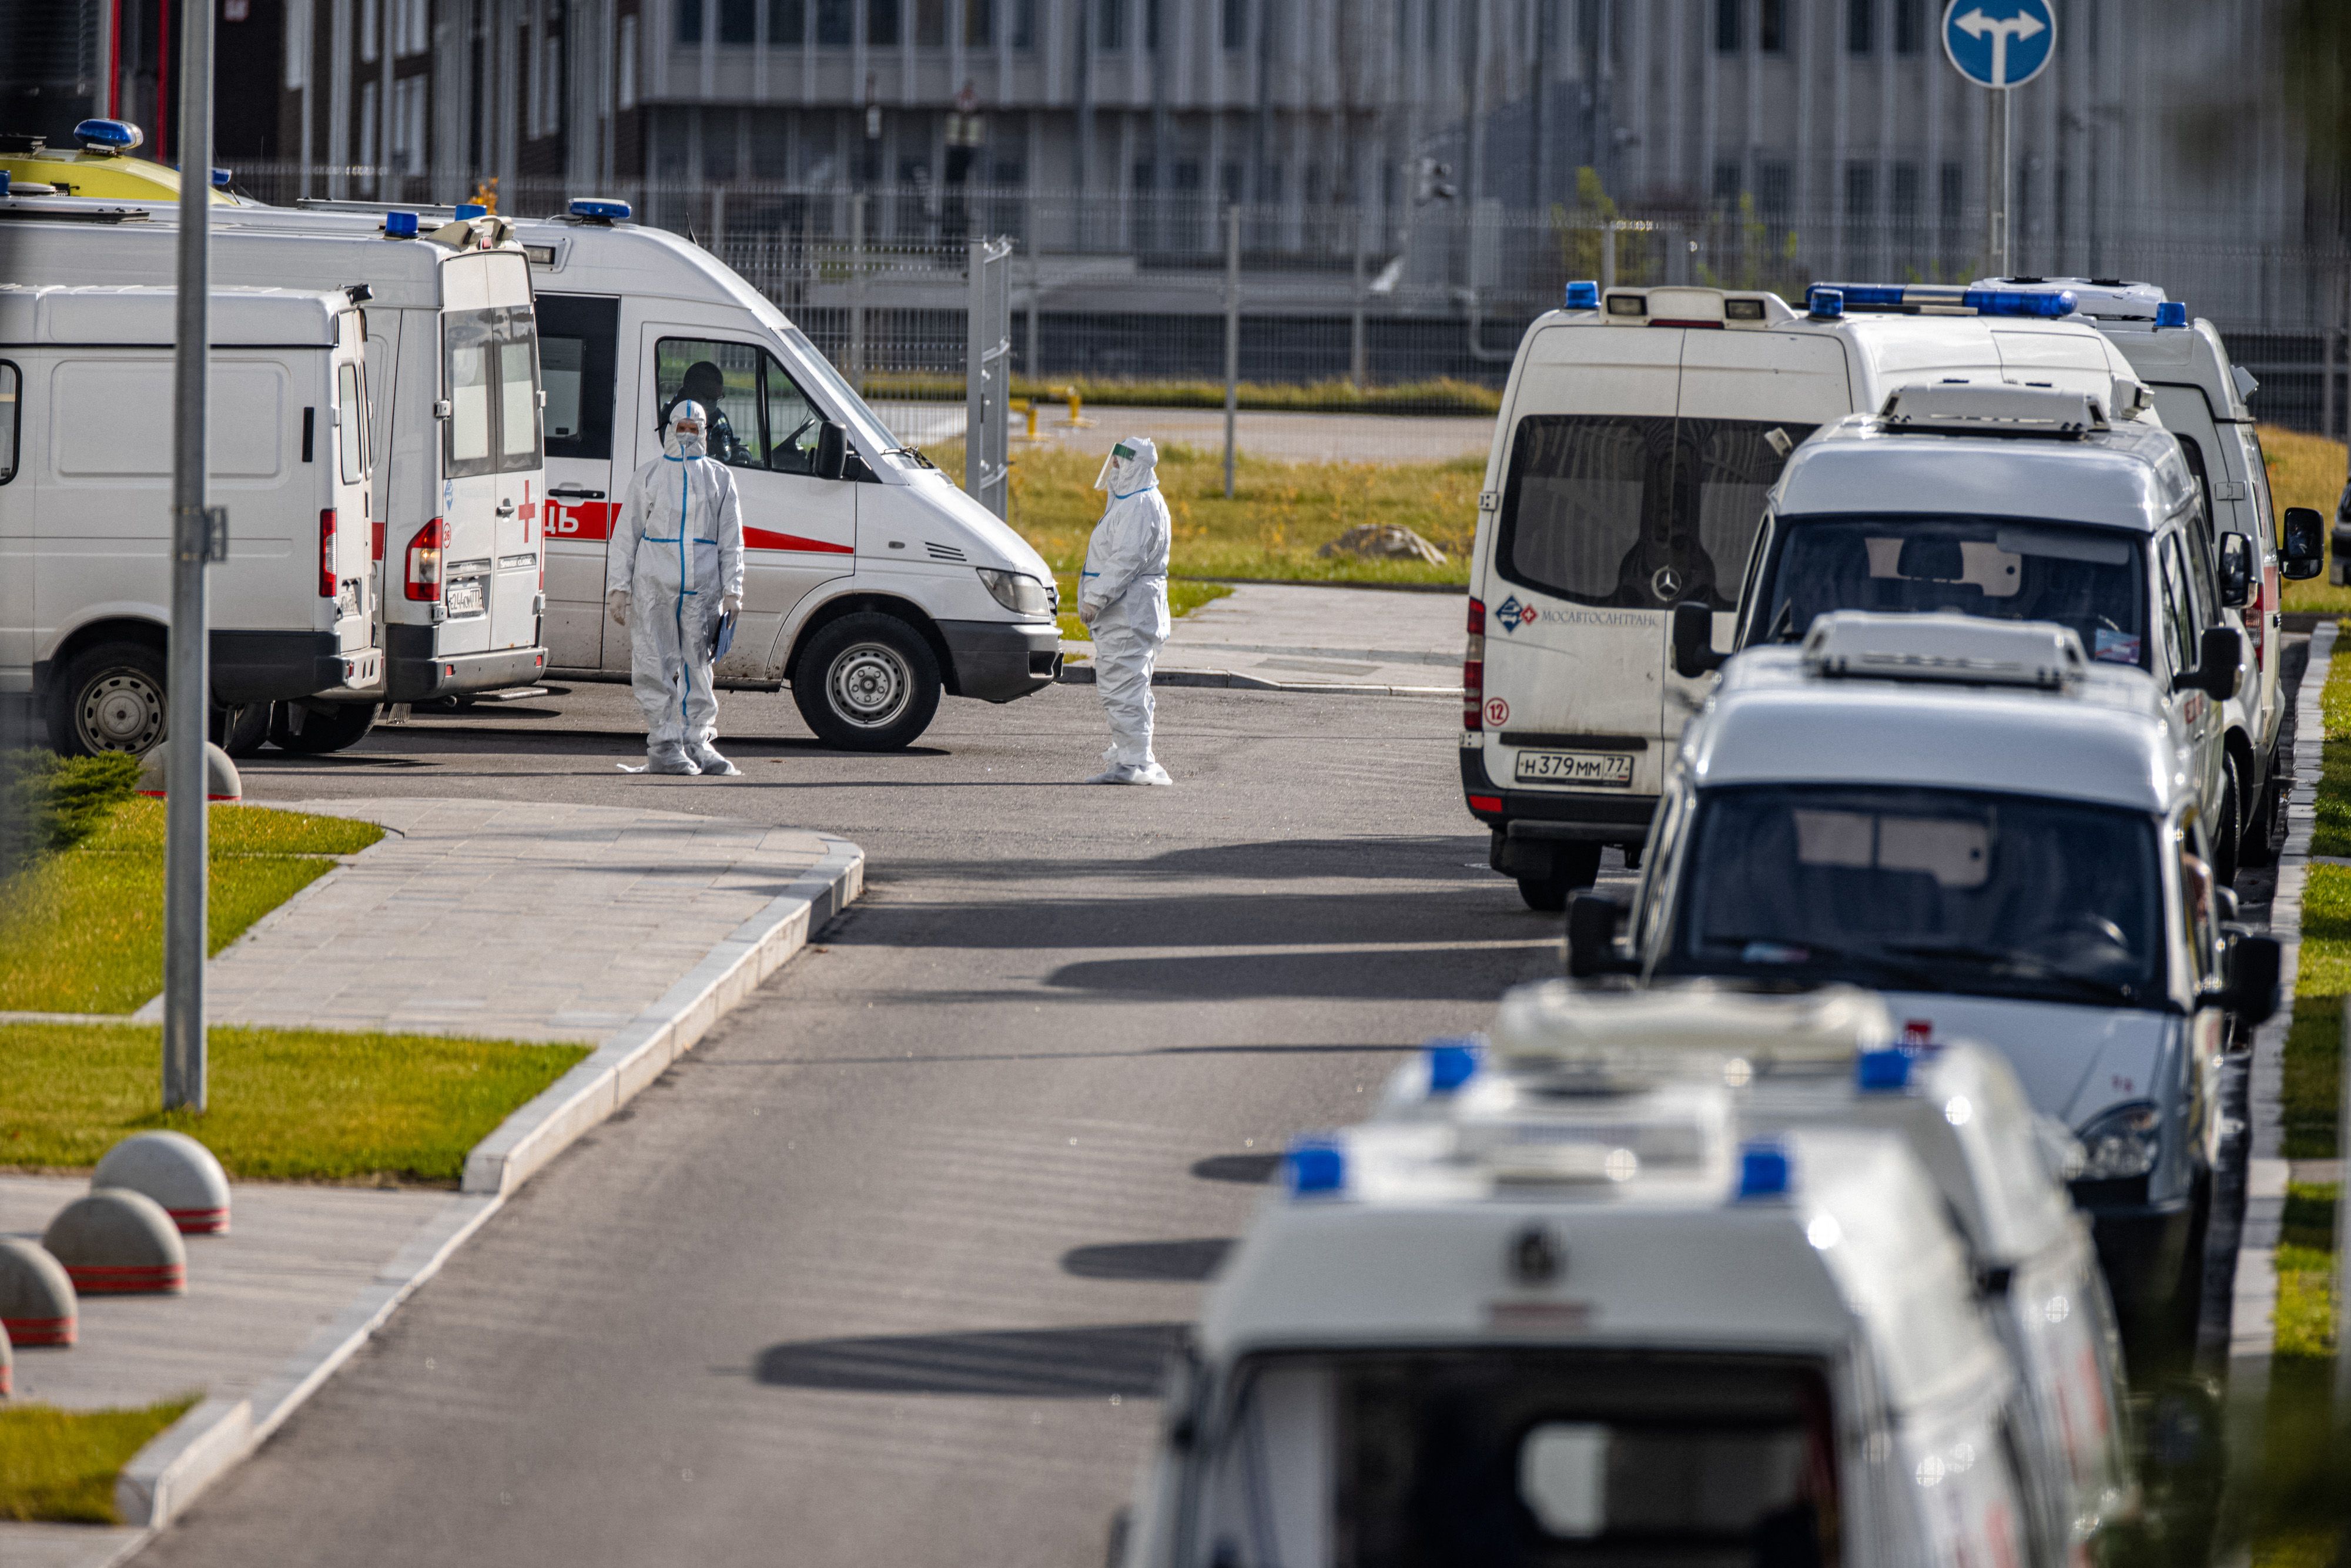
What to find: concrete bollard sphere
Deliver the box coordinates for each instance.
[42,1190,187,1296]
[135,739,243,802]
[0,1238,78,1346]
[92,1131,232,1235]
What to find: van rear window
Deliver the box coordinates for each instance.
[444,306,542,478]
[1498,414,1814,610]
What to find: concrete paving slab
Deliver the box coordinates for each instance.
[1063,581,1465,693]
[0,1176,450,1413]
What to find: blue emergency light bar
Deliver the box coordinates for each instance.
[1736,1140,1792,1199]
[1425,1040,1481,1094]
[73,118,142,152]
[211,167,232,189]
[1854,1047,1915,1093]
[383,211,420,239]
[2156,301,2188,329]
[0,172,11,198]
[1563,279,1600,310]
[569,196,632,222]
[1807,282,2078,319]
[1287,1137,1347,1196]
[455,202,488,220]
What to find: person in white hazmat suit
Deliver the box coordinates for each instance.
[1079,437,1174,785]
[605,402,746,776]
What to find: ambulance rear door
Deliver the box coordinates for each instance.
[535,292,621,668]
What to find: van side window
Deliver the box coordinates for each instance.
[2239,426,2277,547]
[2182,512,2220,626]
[535,294,619,461]
[0,362,18,484]
[654,337,828,477]
[1498,414,1814,611]
[337,361,366,484]
[2155,534,2193,677]
[2175,827,2215,986]
[2172,432,2213,521]
[444,306,542,477]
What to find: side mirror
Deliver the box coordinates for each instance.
[2218,933,2280,1026]
[813,421,849,482]
[1565,893,1636,979]
[2215,532,2252,607]
[2281,505,2325,580]
[2176,625,2242,701]
[1670,601,1726,679]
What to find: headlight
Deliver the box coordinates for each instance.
[976,567,1053,618]
[2075,1102,2161,1181]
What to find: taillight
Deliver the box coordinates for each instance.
[319,508,338,597]
[371,519,387,562]
[2249,571,2273,671]
[405,517,445,601]
[1463,596,1486,731]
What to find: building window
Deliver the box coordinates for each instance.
[1715,0,1740,52]
[1220,160,1243,203]
[1145,0,1158,50]
[1893,0,1923,52]
[1757,159,1791,215]
[1013,0,1034,48]
[965,0,992,46]
[770,0,804,42]
[1891,160,1920,222]
[1939,161,1963,225]
[916,0,945,45]
[1097,0,1124,49]
[1846,0,1870,53]
[392,75,427,173]
[619,15,639,105]
[869,0,899,46]
[677,0,704,43]
[1843,161,1876,219]
[1759,0,1787,52]
[993,157,1024,184]
[1712,160,1742,205]
[720,0,755,42]
[817,0,852,43]
[1225,0,1247,49]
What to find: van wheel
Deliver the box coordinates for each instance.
[1515,843,1604,912]
[269,701,379,755]
[212,702,272,759]
[49,641,169,756]
[2211,757,2242,887]
[792,614,943,751]
[2240,768,2285,869]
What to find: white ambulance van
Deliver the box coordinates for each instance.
[209,196,1061,751]
[1118,1105,2041,1567]
[1415,983,2138,1556]
[1,194,550,748]
[0,284,378,753]
[1466,280,2146,910]
[1704,382,2253,877]
[1568,612,2283,1338]
[1965,277,2322,865]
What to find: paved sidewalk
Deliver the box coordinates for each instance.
[132,799,839,1042]
[1064,581,1465,695]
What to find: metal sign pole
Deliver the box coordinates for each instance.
[1986,85,2011,277]
[1223,205,1240,502]
[164,0,215,1113]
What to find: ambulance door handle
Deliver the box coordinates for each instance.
[495,498,517,517]
[548,485,605,500]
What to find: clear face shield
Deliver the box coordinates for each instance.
[1094,440,1140,492]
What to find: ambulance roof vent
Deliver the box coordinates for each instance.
[1492,982,1894,1082]
[1800,611,2088,691]
[1878,381,2108,438]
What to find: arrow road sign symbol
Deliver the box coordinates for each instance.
[1953,5,2045,86]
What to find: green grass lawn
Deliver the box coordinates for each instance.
[870,373,1503,417]
[2270,426,2349,617]
[0,1398,195,1523]
[0,800,383,1014]
[0,1021,588,1184]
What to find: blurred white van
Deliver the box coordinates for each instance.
[0,284,377,753]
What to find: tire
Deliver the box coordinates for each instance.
[2211,755,2242,887]
[212,702,272,759]
[269,700,379,755]
[1515,843,1603,913]
[791,612,943,751]
[48,641,168,756]
[2239,766,2285,870]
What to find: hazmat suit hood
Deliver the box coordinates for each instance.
[1093,436,1158,498]
[664,400,711,460]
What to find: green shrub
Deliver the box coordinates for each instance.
[0,751,142,876]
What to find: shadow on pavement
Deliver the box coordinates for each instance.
[1060,1238,1233,1282]
[754,1322,1189,1397]
[1043,946,1537,1001]
[1191,1153,1281,1184]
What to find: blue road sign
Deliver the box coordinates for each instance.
[1942,0,2056,89]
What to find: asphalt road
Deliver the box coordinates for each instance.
[144,678,1592,1568]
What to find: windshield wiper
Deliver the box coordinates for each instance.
[885,445,936,469]
[1879,940,2141,1004]
[1700,934,1950,991]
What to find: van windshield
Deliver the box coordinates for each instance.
[1749,515,2148,667]
[1660,784,2166,1009]
[1187,1349,1838,1567]
[777,325,906,458]
[1497,414,1816,611]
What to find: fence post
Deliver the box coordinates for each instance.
[1602,220,1617,293]
[1351,218,1368,390]
[711,186,727,254]
[1224,203,1240,501]
[849,192,868,393]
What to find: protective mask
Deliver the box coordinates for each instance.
[665,400,710,459]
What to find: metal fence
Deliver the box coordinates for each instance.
[227,165,2351,460]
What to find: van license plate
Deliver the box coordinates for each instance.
[1514,750,1634,788]
[446,578,486,618]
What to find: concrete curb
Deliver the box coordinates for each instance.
[1054,663,1459,698]
[460,832,863,1195]
[101,829,865,1537]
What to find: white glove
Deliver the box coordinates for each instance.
[607,589,630,626]
[721,592,744,615]
[1078,599,1103,626]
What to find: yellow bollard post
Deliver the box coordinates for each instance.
[1064,385,1096,427]
[1009,398,1043,445]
